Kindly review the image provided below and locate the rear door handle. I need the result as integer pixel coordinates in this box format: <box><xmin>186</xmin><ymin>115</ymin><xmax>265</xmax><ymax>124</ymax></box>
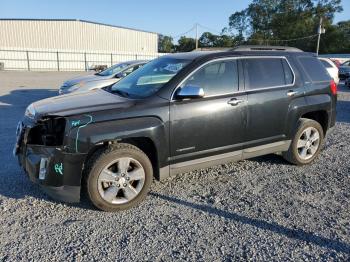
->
<box><xmin>287</xmin><ymin>90</ymin><xmax>298</xmax><ymax>97</ymax></box>
<box><xmin>228</xmin><ymin>98</ymin><xmax>244</xmax><ymax>106</ymax></box>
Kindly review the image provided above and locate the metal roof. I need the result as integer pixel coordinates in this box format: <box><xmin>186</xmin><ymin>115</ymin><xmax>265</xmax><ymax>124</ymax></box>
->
<box><xmin>0</xmin><ymin>18</ymin><xmax>158</xmax><ymax>35</ymax></box>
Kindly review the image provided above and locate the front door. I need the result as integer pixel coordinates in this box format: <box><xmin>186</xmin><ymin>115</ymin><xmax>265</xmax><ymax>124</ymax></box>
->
<box><xmin>170</xmin><ymin>59</ymin><xmax>247</xmax><ymax>164</ymax></box>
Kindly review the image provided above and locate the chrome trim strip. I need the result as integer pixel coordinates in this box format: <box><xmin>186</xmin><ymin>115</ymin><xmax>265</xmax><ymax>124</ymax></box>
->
<box><xmin>244</xmin><ymin>141</ymin><xmax>288</xmax><ymax>153</ymax></box>
<box><xmin>162</xmin><ymin>140</ymin><xmax>292</xmax><ymax>179</ymax></box>
<box><xmin>171</xmin><ymin>150</ymin><xmax>242</xmax><ymax>169</ymax></box>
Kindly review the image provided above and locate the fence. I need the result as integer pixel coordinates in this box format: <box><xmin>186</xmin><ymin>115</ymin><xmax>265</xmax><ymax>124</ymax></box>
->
<box><xmin>0</xmin><ymin>49</ymin><xmax>167</xmax><ymax>71</ymax></box>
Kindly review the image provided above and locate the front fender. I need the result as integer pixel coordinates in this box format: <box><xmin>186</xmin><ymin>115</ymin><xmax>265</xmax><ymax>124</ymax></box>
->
<box><xmin>66</xmin><ymin>116</ymin><xmax>168</xmax><ymax>166</ymax></box>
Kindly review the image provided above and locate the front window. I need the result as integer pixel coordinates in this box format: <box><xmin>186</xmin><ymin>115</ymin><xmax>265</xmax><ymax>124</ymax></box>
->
<box><xmin>181</xmin><ymin>60</ymin><xmax>239</xmax><ymax>96</ymax></box>
<box><xmin>110</xmin><ymin>57</ymin><xmax>191</xmax><ymax>98</ymax></box>
<box><xmin>96</xmin><ymin>63</ymin><xmax>130</xmax><ymax>76</ymax></box>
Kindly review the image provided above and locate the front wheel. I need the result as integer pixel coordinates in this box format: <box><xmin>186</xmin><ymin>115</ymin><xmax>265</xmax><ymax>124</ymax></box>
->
<box><xmin>283</xmin><ymin>118</ymin><xmax>324</xmax><ymax>165</ymax></box>
<box><xmin>85</xmin><ymin>143</ymin><xmax>153</xmax><ymax>212</ymax></box>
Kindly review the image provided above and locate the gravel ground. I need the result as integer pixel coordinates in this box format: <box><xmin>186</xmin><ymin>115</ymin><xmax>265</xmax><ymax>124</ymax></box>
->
<box><xmin>0</xmin><ymin>71</ymin><xmax>349</xmax><ymax>261</ymax></box>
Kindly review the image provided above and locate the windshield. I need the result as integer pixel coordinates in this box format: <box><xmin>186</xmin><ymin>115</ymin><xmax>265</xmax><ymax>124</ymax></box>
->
<box><xmin>341</xmin><ymin>60</ymin><xmax>350</xmax><ymax>67</ymax></box>
<box><xmin>110</xmin><ymin>57</ymin><xmax>191</xmax><ymax>98</ymax></box>
<box><xmin>97</xmin><ymin>63</ymin><xmax>130</xmax><ymax>76</ymax></box>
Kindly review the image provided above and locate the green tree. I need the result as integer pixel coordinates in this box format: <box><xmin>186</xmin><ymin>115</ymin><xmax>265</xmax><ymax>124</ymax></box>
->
<box><xmin>226</xmin><ymin>0</ymin><xmax>344</xmax><ymax>53</ymax></box>
<box><xmin>199</xmin><ymin>32</ymin><xmax>218</xmax><ymax>47</ymax></box>
<box><xmin>175</xmin><ymin>36</ymin><xmax>196</xmax><ymax>52</ymax></box>
<box><xmin>158</xmin><ymin>35</ymin><xmax>174</xmax><ymax>53</ymax></box>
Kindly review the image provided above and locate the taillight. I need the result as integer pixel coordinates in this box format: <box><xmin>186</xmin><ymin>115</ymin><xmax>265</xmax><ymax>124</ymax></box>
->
<box><xmin>330</xmin><ymin>79</ymin><xmax>337</xmax><ymax>95</ymax></box>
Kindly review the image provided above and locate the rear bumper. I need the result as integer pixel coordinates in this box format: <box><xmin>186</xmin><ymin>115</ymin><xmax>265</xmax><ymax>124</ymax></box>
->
<box><xmin>17</xmin><ymin>143</ymin><xmax>86</xmax><ymax>203</ymax></box>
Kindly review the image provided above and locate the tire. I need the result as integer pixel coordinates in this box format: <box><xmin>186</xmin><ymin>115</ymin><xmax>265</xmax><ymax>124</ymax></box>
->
<box><xmin>85</xmin><ymin>143</ymin><xmax>153</xmax><ymax>212</ymax></box>
<box><xmin>283</xmin><ymin>118</ymin><xmax>324</xmax><ymax>165</ymax></box>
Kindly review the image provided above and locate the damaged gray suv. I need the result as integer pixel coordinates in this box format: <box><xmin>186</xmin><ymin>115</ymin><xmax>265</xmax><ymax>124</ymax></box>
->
<box><xmin>14</xmin><ymin>46</ymin><xmax>337</xmax><ymax>211</ymax></box>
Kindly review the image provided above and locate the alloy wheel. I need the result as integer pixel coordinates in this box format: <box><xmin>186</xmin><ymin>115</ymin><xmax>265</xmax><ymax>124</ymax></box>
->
<box><xmin>97</xmin><ymin>157</ymin><xmax>145</xmax><ymax>204</ymax></box>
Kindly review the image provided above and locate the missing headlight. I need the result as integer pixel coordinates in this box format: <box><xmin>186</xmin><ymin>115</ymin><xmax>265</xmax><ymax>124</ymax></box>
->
<box><xmin>27</xmin><ymin>117</ymin><xmax>66</xmax><ymax>146</ymax></box>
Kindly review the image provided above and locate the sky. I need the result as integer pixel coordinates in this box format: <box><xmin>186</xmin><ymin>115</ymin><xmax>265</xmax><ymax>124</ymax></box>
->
<box><xmin>0</xmin><ymin>0</ymin><xmax>349</xmax><ymax>40</ymax></box>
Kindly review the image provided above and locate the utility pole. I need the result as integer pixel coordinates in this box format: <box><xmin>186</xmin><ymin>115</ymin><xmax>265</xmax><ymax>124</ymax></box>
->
<box><xmin>316</xmin><ymin>17</ymin><xmax>325</xmax><ymax>55</ymax></box>
<box><xmin>195</xmin><ymin>23</ymin><xmax>199</xmax><ymax>50</ymax></box>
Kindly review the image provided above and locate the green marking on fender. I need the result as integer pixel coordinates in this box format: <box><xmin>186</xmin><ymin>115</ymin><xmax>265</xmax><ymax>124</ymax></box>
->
<box><xmin>75</xmin><ymin>114</ymin><xmax>93</xmax><ymax>153</ymax></box>
<box><xmin>71</xmin><ymin>120</ymin><xmax>81</xmax><ymax>127</ymax></box>
<box><xmin>54</xmin><ymin>163</ymin><xmax>63</xmax><ymax>175</ymax></box>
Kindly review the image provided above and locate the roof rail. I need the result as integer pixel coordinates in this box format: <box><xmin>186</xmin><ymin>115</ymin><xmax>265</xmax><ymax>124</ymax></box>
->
<box><xmin>232</xmin><ymin>45</ymin><xmax>303</xmax><ymax>52</ymax></box>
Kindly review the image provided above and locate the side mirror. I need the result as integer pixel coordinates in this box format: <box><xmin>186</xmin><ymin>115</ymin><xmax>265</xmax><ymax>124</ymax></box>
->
<box><xmin>115</xmin><ymin>72</ymin><xmax>127</xmax><ymax>78</ymax></box>
<box><xmin>175</xmin><ymin>85</ymin><xmax>204</xmax><ymax>99</ymax></box>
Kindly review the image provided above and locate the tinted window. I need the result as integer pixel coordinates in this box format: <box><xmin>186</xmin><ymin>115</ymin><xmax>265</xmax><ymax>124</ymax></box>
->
<box><xmin>320</xmin><ymin>59</ymin><xmax>333</xmax><ymax>68</ymax></box>
<box><xmin>182</xmin><ymin>60</ymin><xmax>238</xmax><ymax>96</ymax></box>
<box><xmin>282</xmin><ymin>59</ymin><xmax>294</xmax><ymax>85</ymax></box>
<box><xmin>243</xmin><ymin>58</ymin><xmax>289</xmax><ymax>89</ymax></box>
<box><xmin>299</xmin><ymin>57</ymin><xmax>330</xmax><ymax>81</ymax></box>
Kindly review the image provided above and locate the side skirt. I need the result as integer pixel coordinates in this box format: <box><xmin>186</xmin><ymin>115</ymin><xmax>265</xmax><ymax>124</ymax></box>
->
<box><xmin>159</xmin><ymin>140</ymin><xmax>291</xmax><ymax>180</ymax></box>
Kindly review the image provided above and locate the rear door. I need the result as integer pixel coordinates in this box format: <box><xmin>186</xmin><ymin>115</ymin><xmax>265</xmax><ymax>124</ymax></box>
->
<box><xmin>241</xmin><ymin>57</ymin><xmax>301</xmax><ymax>148</ymax></box>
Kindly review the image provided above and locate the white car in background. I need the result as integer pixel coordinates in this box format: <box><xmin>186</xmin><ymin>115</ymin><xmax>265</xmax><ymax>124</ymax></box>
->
<box><xmin>59</xmin><ymin>60</ymin><xmax>148</xmax><ymax>95</ymax></box>
<box><xmin>318</xmin><ymin>57</ymin><xmax>339</xmax><ymax>85</ymax></box>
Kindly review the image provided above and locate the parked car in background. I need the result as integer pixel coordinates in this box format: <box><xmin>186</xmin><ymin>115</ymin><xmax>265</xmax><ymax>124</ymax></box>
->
<box><xmin>339</xmin><ymin>60</ymin><xmax>350</xmax><ymax>80</ymax></box>
<box><xmin>59</xmin><ymin>60</ymin><xmax>147</xmax><ymax>95</ymax></box>
<box><xmin>15</xmin><ymin>46</ymin><xmax>337</xmax><ymax>211</ymax></box>
<box><xmin>345</xmin><ymin>77</ymin><xmax>350</xmax><ymax>88</ymax></box>
<box><xmin>318</xmin><ymin>57</ymin><xmax>339</xmax><ymax>85</ymax></box>
<box><xmin>89</xmin><ymin>64</ymin><xmax>108</xmax><ymax>72</ymax></box>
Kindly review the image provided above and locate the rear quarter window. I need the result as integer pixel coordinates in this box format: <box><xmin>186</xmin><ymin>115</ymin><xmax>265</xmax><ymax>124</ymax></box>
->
<box><xmin>298</xmin><ymin>57</ymin><xmax>330</xmax><ymax>82</ymax></box>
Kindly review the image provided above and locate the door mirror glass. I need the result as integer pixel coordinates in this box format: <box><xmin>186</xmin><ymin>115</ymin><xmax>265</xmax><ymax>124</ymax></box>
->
<box><xmin>175</xmin><ymin>85</ymin><xmax>204</xmax><ymax>99</ymax></box>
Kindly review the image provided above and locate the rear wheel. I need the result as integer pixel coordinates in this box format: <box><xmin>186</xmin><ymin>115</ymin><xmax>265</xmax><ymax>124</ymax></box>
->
<box><xmin>283</xmin><ymin>118</ymin><xmax>324</xmax><ymax>165</ymax></box>
<box><xmin>85</xmin><ymin>143</ymin><xmax>153</xmax><ymax>212</ymax></box>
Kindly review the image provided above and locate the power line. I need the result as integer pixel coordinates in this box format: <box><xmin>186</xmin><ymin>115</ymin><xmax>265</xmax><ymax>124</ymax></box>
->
<box><xmin>171</xmin><ymin>25</ymin><xmax>196</xmax><ymax>39</ymax></box>
<box><xmin>170</xmin><ymin>23</ymin><xmax>319</xmax><ymax>46</ymax></box>
<box><xmin>197</xmin><ymin>23</ymin><xmax>222</xmax><ymax>35</ymax></box>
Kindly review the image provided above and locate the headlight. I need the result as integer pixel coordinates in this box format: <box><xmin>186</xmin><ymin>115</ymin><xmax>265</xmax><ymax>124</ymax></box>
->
<box><xmin>25</xmin><ymin>103</ymin><xmax>36</xmax><ymax>119</ymax></box>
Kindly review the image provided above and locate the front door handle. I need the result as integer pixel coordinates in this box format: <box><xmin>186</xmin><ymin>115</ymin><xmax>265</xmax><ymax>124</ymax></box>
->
<box><xmin>228</xmin><ymin>98</ymin><xmax>244</xmax><ymax>106</ymax></box>
<box><xmin>287</xmin><ymin>90</ymin><xmax>298</xmax><ymax>97</ymax></box>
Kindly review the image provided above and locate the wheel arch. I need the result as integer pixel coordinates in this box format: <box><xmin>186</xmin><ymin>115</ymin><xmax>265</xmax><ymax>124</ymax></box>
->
<box><xmin>82</xmin><ymin>135</ymin><xmax>162</xmax><ymax>184</ymax></box>
<box><xmin>301</xmin><ymin>110</ymin><xmax>329</xmax><ymax>135</ymax></box>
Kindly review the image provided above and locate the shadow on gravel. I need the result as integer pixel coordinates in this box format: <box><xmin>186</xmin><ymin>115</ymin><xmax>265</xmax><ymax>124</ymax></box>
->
<box><xmin>0</xmin><ymin>88</ymin><xmax>57</xmax><ymax>109</ymax></box>
<box><xmin>247</xmin><ymin>154</ymin><xmax>287</xmax><ymax>165</ymax></box>
<box><xmin>151</xmin><ymin>192</ymin><xmax>350</xmax><ymax>254</ymax></box>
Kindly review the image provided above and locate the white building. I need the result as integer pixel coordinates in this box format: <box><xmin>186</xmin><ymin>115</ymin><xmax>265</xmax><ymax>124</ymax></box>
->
<box><xmin>0</xmin><ymin>19</ymin><xmax>160</xmax><ymax>71</ymax></box>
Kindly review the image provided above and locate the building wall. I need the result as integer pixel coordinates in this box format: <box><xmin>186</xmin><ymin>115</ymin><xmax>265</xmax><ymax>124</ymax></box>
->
<box><xmin>0</xmin><ymin>19</ymin><xmax>158</xmax><ymax>53</ymax></box>
<box><xmin>0</xmin><ymin>19</ymin><xmax>163</xmax><ymax>71</ymax></box>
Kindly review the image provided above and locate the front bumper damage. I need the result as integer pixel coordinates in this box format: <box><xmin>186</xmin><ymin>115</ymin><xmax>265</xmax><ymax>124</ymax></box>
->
<box><xmin>15</xmin><ymin>120</ymin><xmax>87</xmax><ymax>203</ymax></box>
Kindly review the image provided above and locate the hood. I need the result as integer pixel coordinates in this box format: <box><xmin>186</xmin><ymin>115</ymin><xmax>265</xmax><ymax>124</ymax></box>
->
<box><xmin>63</xmin><ymin>74</ymin><xmax>112</xmax><ymax>87</ymax></box>
<box><xmin>32</xmin><ymin>89</ymin><xmax>132</xmax><ymax>118</ymax></box>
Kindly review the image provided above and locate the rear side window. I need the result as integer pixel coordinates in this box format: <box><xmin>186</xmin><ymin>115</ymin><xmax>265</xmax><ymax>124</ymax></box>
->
<box><xmin>299</xmin><ymin>57</ymin><xmax>330</xmax><ymax>81</ymax></box>
<box><xmin>243</xmin><ymin>58</ymin><xmax>293</xmax><ymax>90</ymax></box>
<box><xmin>182</xmin><ymin>60</ymin><xmax>238</xmax><ymax>96</ymax></box>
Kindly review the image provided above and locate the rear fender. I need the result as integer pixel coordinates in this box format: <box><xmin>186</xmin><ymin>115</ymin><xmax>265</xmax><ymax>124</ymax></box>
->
<box><xmin>286</xmin><ymin>94</ymin><xmax>332</xmax><ymax>137</ymax></box>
